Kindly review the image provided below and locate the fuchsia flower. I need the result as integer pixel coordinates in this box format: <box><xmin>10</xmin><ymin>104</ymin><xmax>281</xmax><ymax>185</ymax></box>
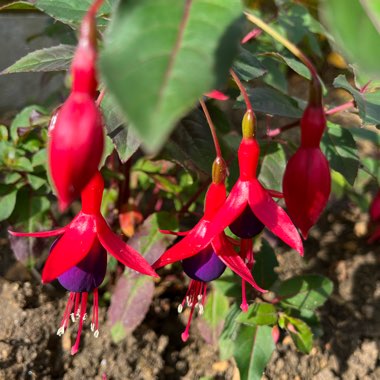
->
<box><xmin>154</xmin><ymin>111</ymin><xmax>304</xmax><ymax>263</ymax></box>
<box><xmin>283</xmin><ymin>80</ymin><xmax>331</xmax><ymax>238</ymax></box>
<box><xmin>154</xmin><ymin>157</ymin><xmax>265</xmax><ymax>340</ymax></box>
<box><xmin>48</xmin><ymin>2</ymin><xmax>104</xmax><ymax>210</ymax></box>
<box><xmin>9</xmin><ymin>172</ymin><xmax>157</xmax><ymax>354</ymax></box>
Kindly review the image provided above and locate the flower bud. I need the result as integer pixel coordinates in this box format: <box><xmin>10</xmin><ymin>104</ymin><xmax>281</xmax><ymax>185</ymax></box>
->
<box><xmin>300</xmin><ymin>105</ymin><xmax>326</xmax><ymax>148</ymax></box>
<box><xmin>283</xmin><ymin>147</ymin><xmax>331</xmax><ymax>239</ymax></box>
<box><xmin>48</xmin><ymin>93</ymin><xmax>104</xmax><ymax>210</ymax></box>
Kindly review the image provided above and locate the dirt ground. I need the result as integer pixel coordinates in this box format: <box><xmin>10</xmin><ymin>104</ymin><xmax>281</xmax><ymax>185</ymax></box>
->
<box><xmin>0</xmin><ymin>199</ymin><xmax>379</xmax><ymax>380</ymax></box>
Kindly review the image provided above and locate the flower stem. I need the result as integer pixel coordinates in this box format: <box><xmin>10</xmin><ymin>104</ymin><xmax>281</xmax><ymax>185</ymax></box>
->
<box><xmin>88</xmin><ymin>0</ymin><xmax>105</xmax><ymax>16</ymax></box>
<box><xmin>96</xmin><ymin>88</ymin><xmax>106</xmax><ymax>107</ymax></box>
<box><xmin>230</xmin><ymin>69</ymin><xmax>253</xmax><ymax>113</ymax></box>
<box><xmin>199</xmin><ymin>99</ymin><xmax>222</xmax><ymax>158</ymax></box>
<box><xmin>244</xmin><ymin>12</ymin><xmax>319</xmax><ymax>80</ymax></box>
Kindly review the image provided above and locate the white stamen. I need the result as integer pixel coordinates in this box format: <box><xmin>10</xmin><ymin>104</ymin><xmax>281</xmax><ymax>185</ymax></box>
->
<box><xmin>94</xmin><ymin>330</ymin><xmax>99</xmax><ymax>338</ymax></box>
<box><xmin>57</xmin><ymin>326</ymin><xmax>65</xmax><ymax>336</ymax></box>
<box><xmin>198</xmin><ymin>304</ymin><xmax>204</xmax><ymax>315</ymax></box>
<box><xmin>83</xmin><ymin>313</ymin><xmax>87</xmax><ymax>321</ymax></box>
<box><xmin>90</xmin><ymin>323</ymin><xmax>95</xmax><ymax>332</ymax></box>
<box><xmin>187</xmin><ymin>301</ymin><xmax>193</xmax><ymax>307</ymax></box>
<box><xmin>70</xmin><ymin>313</ymin><xmax>76</xmax><ymax>322</ymax></box>
<box><xmin>197</xmin><ymin>294</ymin><xmax>203</xmax><ymax>301</ymax></box>
<box><xmin>177</xmin><ymin>304</ymin><xmax>183</xmax><ymax>313</ymax></box>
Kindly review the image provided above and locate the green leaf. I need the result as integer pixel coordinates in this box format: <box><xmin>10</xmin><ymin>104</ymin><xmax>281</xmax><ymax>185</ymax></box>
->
<box><xmin>246</xmin><ymin>87</ymin><xmax>303</xmax><ymax>118</ymax></box>
<box><xmin>198</xmin><ymin>287</ymin><xmax>229</xmax><ymax>345</ymax></box>
<box><xmin>321</xmin><ymin>122</ymin><xmax>360</xmax><ymax>186</ymax></box>
<box><xmin>219</xmin><ymin>303</ymin><xmax>241</xmax><ymax>360</ymax></box>
<box><xmin>27</xmin><ymin>174</ymin><xmax>46</xmax><ymax>190</ymax></box>
<box><xmin>0</xmin><ymin>1</ymin><xmax>36</xmax><ymax>11</ymax></box>
<box><xmin>236</xmin><ymin>303</ymin><xmax>277</xmax><ymax>327</ymax></box>
<box><xmin>35</xmin><ymin>0</ymin><xmax>115</xmax><ymax>29</ymax></box>
<box><xmin>101</xmin><ymin>93</ymin><xmax>141</xmax><ymax>163</ymax></box>
<box><xmin>234</xmin><ymin>325</ymin><xmax>275</xmax><ymax>380</ymax></box>
<box><xmin>276</xmin><ymin>274</ymin><xmax>333</xmax><ymax>311</ymax></box>
<box><xmin>258</xmin><ymin>143</ymin><xmax>286</xmax><ymax>192</ymax></box>
<box><xmin>0</xmin><ymin>188</ymin><xmax>17</xmax><ymax>221</ymax></box>
<box><xmin>232</xmin><ymin>47</ymin><xmax>267</xmax><ymax>81</ymax></box>
<box><xmin>100</xmin><ymin>0</ymin><xmax>243</xmax><ymax>152</ymax></box>
<box><xmin>162</xmin><ymin>108</ymin><xmax>221</xmax><ymax>175</ymax></box>
<box><xmin>2</xmin><ymin>45</ymin><xmax>75</xmax><ymax>75</ymax></box>
<box><xmin>203</xmin><ymin>287</ymin><xmax>229</xmax><ymax>327</ymax></box>
<box><xmin>280</xmin><ymin>314</ymin><xmax>313</xmax><ymax>354</ymax></box>
<box><xmin>10</xmin><ymin>105</ymin><xmax>47</xmax><ymax>142</ymax></box>
<box><xmin>333</xmin><ymin>75</ymin><xmax>380</xmax><ymax>126</ymax></box>
<box><xmin>251</xmin><ymin>240</ymin><xmax>279</xmax><ymax>290</ymax></box>
<box><xmin>321</xmin><ymin>0</ymin><xmax>380</xmax><ymax>78</ymax></box>
<box><xmin>262</xmin><ymin>52</ymin><xmax>310</xmax><ymax>80</ymax></box>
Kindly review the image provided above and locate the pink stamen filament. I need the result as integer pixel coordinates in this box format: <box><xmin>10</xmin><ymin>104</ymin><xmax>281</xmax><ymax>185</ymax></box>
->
<box><xmin>58</xmin><ymin>293</ymin><xmax>75</xmax><ymax>335</ymax></box>
<box><xmin>179</xmin><ymin>280</ymin><xmax>207</xmax><ymax>342</ymax></box>
<box><xmin>71</xmin><ymin>292</ymin><xmax>88</xmax><ymax>355</ymax></box>
<box><xmin>240</xmin><ymin>239</ymin><xmax>254</xmax><ymax>312</ymax></box>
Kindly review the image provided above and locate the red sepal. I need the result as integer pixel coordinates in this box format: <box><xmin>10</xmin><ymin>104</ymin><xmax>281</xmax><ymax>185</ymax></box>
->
<box><xmin>159</xmin><ymin>229</ymin><xmax>189</xmax><ymax>236</ymax></box>
<box><xmin>153</xmin><ymin>219</ymin><xmax>213</xmax><ymax>268</ymax></box>
<box><xmin>204</xmin><ymin>90</ymin><xmax>229</xmax><ymax>101</ymax></box>
<box><xmin>8</xmin><ymin>227</ymin><xmax>66</xmax><ymax>238</ymax></box>
<box><xmin>248</xmin><ymin>179</ymin><xmax>304</xmax><ymax>256</ymax></box>
<box><xmin>42</xmin><ymin>213</ymin><xmax>97</xmax><ymax>283</ymax></box>
<box><xmin>96</xmin><ymin>216</ymin><xmax>158</xmax><ymax>277</ymax></box>
<box><xmin>212</xmin><ymin>233</ymin><xmax>266</xmax><ymax>293</ymax></box>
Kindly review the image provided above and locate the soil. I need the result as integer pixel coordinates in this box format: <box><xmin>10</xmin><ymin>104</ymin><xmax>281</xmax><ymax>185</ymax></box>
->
<box><xmin>0</xmin><ymin>200</ymin><xmax>379</xmax><ymax>380</ymax></box>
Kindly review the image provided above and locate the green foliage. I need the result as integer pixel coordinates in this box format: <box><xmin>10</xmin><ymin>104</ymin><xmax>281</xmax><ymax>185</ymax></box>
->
<box><xmin>100</xmin><ymin>0</ymin><xmax>243</xmax><ymax>151</ymax></box>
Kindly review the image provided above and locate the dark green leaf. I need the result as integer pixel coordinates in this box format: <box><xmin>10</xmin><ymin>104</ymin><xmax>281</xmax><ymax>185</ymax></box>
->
<box><xmin>321</xmin><ymin>0</ymin><xmax>380</xmax><ymax>78</ymax></box>
<box><xmin>258</xmin><ymin>143</ymin><xmax>286</xmax><ymax>192</ymax></box>
<box><xmin>100</xmin><ymin>0</ymin><xmax>243</xmax><ymax>152</ymax></box>
<box><xmin>233</xmin><ymin>47</ymin><xmax>267</xmax><ymax>81</ymax></box>
<box><xmin>251</xmin><ymin>240</ymin><xmax>279</xmax><ymax>290</ymax></box>
<box><xmin>246</xmin><ymin>87</ymin><xmax>303</xmax><ymax>118</ymax></box>
<box><xmin>236</xmin><ymin>302</ymin><xmax>277</xmax><ymax>326</ymax></box>
<box><xmin>262</xmin><ymin>52</ymin><xmax>310</xmax><ymax>80</ymax></box>
<box><xmin>2</xmin><ymin>45</ymin><xmax>75</xmax><ymax>74</ymax></box>
<box><xmin>234</xmin><ymin>325</ymin><xmax>275</xmax><ymax>380</ymax></box>
<box><xmin>35</xmin><ymin>0</ymin><xmax>115</xmax><ymax>29</ymax></box>
<box><xmin>321</xmin><ymin>122</ymin><xmax>360</xmax><ymax>186</ymax></box>
<box><xmin>163</xmin><ymin>108</ymin><xmax>221</xmax><ymax>175</ymax></box>
<box><xmin>101</xmin><ymin>93</ymin><xmax>141</xmax><ymax>163</ymax></box>
<box><xmin>276</xmin><ymin>274</ymin><xmax>333</xmax><ymax>311</ymax></box>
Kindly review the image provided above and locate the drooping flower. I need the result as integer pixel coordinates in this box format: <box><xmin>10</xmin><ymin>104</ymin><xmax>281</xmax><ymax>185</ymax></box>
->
<box><xmin>154</xmin><ymin>157</ymin><xmax>263</xmax><ymax>289</ymax></box>
<box><xmin>154</xmin><ymin>157</ymin><xmax>265</xmax><ymax>339</ymax></box>
<box><xmin>9</xmin><ymin>171</ymin><xmax>157</xmax><ymax>354</ymax></box>
<box><xmin>48</xmin><ymin>0</ymin><xmax>105</xmax><ymax>210</ymax></box>
<box><xmin>283</xmin><ymin>79</ymin><xmax>331</xmax><ymax>238</ymax></box>
<box><xmin>154</xmin><ymin>111</ymin><xmax>304</xmax><ymax>264</ymax></box>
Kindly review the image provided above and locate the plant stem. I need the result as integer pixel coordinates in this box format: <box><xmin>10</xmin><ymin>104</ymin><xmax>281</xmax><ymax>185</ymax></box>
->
<box><xmin>244</xmin><ymin>12</ymin><xmax>319</xmax><ymax>80</ymax></box>
<box><xmin>96</xmin><ymin>88</ymin><xmax>106</xmax><ymax>106</ymax></box>
<box><xmin>199</xmin><ymin>99</ymin><xmax>222</xmax><ymax>158</ymax></box>
<box><xmin>325</xmin><ymin>100</ymin><xmax>354</xmax><ymax>115</ymax></box>
<box><xmin>88</xmin><ymin>0</ymin><xmax>104</xmax><ymax>16</ymax></box>
<box><xmin>230</xmin><ymin>69</ymin><xmax>253</xmax><ymax>113</ymax></box>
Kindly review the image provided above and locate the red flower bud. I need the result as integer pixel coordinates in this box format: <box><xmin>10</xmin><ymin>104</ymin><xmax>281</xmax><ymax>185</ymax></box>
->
<box><xmin>283</xmin><ymin>147</ymin><xmax>331</xmax><ymax>239</ymax></box>
<box><xmin>300</xmin><ymin>105</ymin><xmax>326</xmax><ymax>148</ymax></box>
<box><xmin>48</xmin><ymin>2</ymin><xmax>104</xmax><ymax>210</ymax></box>
<box><xmin>48</xmin><ymin>93</ymin><xmax>104</xmax><ymax>210</ymax></box>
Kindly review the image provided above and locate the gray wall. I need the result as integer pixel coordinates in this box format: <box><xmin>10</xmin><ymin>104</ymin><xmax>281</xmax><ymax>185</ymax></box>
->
<box><xmin>0</xmin><ymin>13</ymin><xmax>65</xmax><ymax>111</ymax></box>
